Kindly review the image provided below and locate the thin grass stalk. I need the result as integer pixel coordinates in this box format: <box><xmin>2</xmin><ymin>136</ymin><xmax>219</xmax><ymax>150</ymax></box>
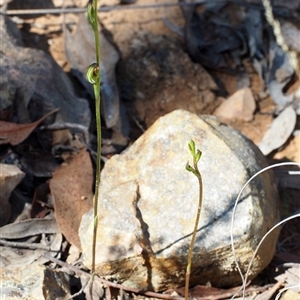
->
<box><xmin>230</xmin><ymin>162</ymin><xmax>300</xmax><ymax>300</ymax></box>
<box><xmin>244</xmin><ymin>213</ymin><xmax>300</xmax><ymax>297</ymax></box>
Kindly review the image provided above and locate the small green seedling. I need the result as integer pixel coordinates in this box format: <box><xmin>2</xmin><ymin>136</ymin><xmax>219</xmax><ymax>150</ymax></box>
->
<box><xmin>185</xmin><ymin>139</ymin><xmax>203</xmax><ymax>300</ymax></box>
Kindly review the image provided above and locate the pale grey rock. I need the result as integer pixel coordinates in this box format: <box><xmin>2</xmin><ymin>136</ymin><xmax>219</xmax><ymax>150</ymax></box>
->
<box><xmin>0</xmin><ymin>164</ymin><xmax>25</xmax><ymax>226</ymax></box>
<box><xmin>0</xmin><ymin>264</ymin><xmax>72</xmax><ymax>300</ymax></box>
<box><xmin>80</xmin><ymin>109</ymin><xmax>280</xmax><ymax>291</ymax></box>
<box><xmin>213</xmin><ymin>87</ymin><xmax>256</xmax><ymax>122</ymax></box>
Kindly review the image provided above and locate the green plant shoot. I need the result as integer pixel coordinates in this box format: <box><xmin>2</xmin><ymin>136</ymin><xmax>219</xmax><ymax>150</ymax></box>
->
<box><xmin>86</xmin><ymin>0</ymin><xmax>101</xmax><ymax>275</ymax></box>
<box><xmin>185</xmin><ymin>139</ymin><xmax>203</xmax><ymax>300</ymax></box>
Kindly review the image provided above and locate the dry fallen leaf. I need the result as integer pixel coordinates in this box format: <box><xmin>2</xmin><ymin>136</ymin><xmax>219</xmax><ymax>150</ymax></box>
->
<box><xmin>0</xmin><ymin>108</ymin><xmax>59</xmax><ymax>146</ymax></box>
<box><xmin>31</xmin><ymin>182</ymin><xmax>53</xmax><ymax>219</ymax></box>
<box><xmin>279</xmin><ymin>289</ymin><xmax>300</xmax><ymax>300</ymax></box>
<box><xmin>275</xmin><ymin>262</ymin><xmax>300</xmax><ymax>291</ymax></box>
<box><xmin>0</xmin><ymin>218</ymin><xmax>60</xmax><ymax>239</ymax></box>
<box><xmin>0</xmin><ymin>232</ymin><xmax>62</xmax><ymax>268</ymax></box>
<box><xmin>49</xmin><ymin>149</ymin><xmax>93</xmax><ymax>250</ymax></box>
<box><xmin>175</xmin><ymin>282</ymin><xmax>279</xmax><ymax>300</ymax></box>
<box><xmin>258</xmin><ymin>106</ymin><xmax>296</xmax><ymax>155</ymax></box>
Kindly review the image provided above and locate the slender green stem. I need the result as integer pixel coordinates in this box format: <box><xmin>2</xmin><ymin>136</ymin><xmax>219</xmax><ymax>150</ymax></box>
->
<box><xmin>86</xmin><ymin>0</ymin><xmax>101</xmax><ymax>274</ymax></box>
<box><xmin>185</xmin><ymin>140</ymin><xmax>203</xmax><ymax>300</ymax></box>
<box><xmin>92</xmin><ymin>13</ymin><xmax>101</xmax><ymax>275</ymax></box>
<box><xmin>185</xmin><ymin>160</ymin><xmax>203</xmax><ymax>300</ymax></box>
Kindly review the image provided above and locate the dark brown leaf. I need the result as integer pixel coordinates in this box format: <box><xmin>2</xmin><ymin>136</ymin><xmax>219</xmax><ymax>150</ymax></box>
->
<box><xmin>0</xmin><ymin>109</ymin><xmax>59</xmax><ymax>146</ymax></box>
<box><xmin>31</xmin><ymin>182</ymin><xmax>53</xmax><ymax>219</ymax></box>
<box><xmin>49</xmin><ymin>149</ymin><xmax>93</xmax><ymax>250</ymax></box>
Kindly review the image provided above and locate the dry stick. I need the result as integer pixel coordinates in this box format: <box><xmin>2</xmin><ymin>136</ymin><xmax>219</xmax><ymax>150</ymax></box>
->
<box><xmin>4</xmin><ymin>1</ymin><xmax>206</xmax><ymax>15</ymax></box>
<box><xmin>67</xmin><ymin>279</ymin><xmax>90</xmax><ymax>300</ymax></box>
<box><xmin>4</xmin><ymin>0</ymin><xmax>297</xmax><ymax>15</ymax></box>
<box><xmin>43</xmin><ymin>254</ymin><xmax>184</xmax><ymax>300</ymax></box>
<box><xmin>107</xmin><ymin>286</ymin><xmax>112</xmax><ymax>300</ymax></box>
<box><xmin>254</xmin><ymin>281</ymin><xmax>283</xmax><ymax>300</ymax></box>
<box><xmin>44</xmin><ymin>253</ymin><xmax>281</xmax><ymax>300</ymax></box>
<box><xmin>0</xmin><ymin>239</ymin><xmax>58</xmax><ymax>251</ymax></box>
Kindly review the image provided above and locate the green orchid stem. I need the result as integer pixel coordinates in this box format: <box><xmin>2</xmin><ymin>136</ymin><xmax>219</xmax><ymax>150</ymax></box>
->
<box><xmin>185</xmin><ymin>140</ymin><xmax>203</xmax><ymax>300</ymax></box>
<box><xmin>86</xmin><ymin>0</ymin><xmax>101</xmax><ymax>275</ymax></box>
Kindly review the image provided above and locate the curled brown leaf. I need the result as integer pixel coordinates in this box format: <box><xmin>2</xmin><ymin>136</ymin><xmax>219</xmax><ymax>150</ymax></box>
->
<box><xmin>0</xmin><ymin>108</ymin><xmax>59</xmax><ymax>146</ymax></box>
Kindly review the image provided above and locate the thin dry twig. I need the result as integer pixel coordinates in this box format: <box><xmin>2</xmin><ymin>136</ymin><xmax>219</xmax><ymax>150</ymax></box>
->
<box><xmin>43</xmin><ymin>253</ymin><xmax>184</xmax><ymax>300</ymax></box>
<box><xmin>5</xmin><ymin>1</ymin><xmax>206</xmax><ymax>15</ymax></box>
<box><xmin>67</xmin><ymin>277</ymin><xmax>90</xmax><ymax>300</ymax></box>
<box><xmin>254</xmin><ymin>281</ymin><xmax>283</xmax><ymax>300</ymax></box>
<box><xmin>44</xmin><ymin>254</ymin><xmax>280</xmax><ymax>300</ymax></box>
<box><xmin>4</xmin><ymin>0</ymin><xmax>298</xmax><ymax>16</ymax></box>
<box><xmin>0</xmin><ymin>239</ymin><xmax>58</xmax><ymax>251</ymax></box>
